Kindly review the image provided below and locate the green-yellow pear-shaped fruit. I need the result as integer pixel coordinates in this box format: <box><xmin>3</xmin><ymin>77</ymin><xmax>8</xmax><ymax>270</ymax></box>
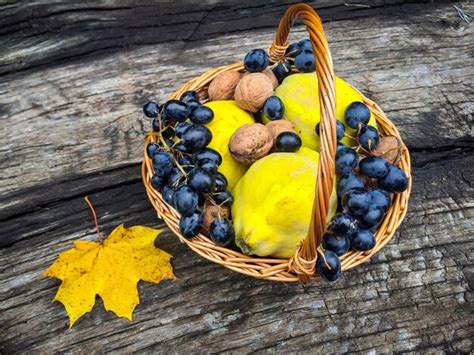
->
<box><xmin>204</xmin><ymin>101</ymin><xmax>255</xmax><ymax>189</ymax></box>
<box><xmin>232</xmin><ymin>148</ymin><xmax>337</xmax><ymax>259</ymax></box>
<box><xmin>267</xmin><ymin>73</ymin><xmax>377</xmax><ymax>151</ymax></box>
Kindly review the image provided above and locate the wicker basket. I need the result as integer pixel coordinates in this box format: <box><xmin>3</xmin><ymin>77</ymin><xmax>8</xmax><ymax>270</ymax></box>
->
<box><xmin>142</xmin><ymin>3</ymin><xmax>411</xmax><ymax>283</ymax></box>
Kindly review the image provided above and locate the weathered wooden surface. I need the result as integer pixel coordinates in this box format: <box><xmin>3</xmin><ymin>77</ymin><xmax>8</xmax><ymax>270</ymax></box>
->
<box><xmin>1</xmin><ymin>1</ymin><xmax>473</xmax><ymax>353</ymax></box>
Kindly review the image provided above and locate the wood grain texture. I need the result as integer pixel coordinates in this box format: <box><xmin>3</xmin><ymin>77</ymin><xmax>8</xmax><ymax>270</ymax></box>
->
<box><xmin>1</xmin><ymin>1</ymin><xmax>473</xmax><ymax>353</ymax></box>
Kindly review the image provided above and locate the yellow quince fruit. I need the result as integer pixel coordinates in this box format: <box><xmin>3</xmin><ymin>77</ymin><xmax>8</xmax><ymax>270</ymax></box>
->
<box><xmin>266</xmin><ymin>73</ymin><xmax>377</xmax><ymax>151</ymax></box>
<box><xmin>204</xmin><ymin>101</ymin><xmax>254</xmax><ymax>189</ymax></box>
<box><xmin>232</xmin><ymin>148</ymin><xmax>337</xmax><ymax>259</ymax></box>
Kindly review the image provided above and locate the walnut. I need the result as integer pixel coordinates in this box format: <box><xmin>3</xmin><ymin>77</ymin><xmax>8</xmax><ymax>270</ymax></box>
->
<box><xmin>228</xmin><ymin>123</ymin><xmax>274</xmax><ymax>165</ymax></box>
<box><xmin>372</xmin><ymin>135</ymin><xmax>402</xmax><ymax>164</ymax></box>
<box><xmin>203</xmin><ymin>202</ymin><xmax>230</xmax><ymax>234</ymax></box>
<box><xmin>207</xmin><ymin>71</ymin><xmax>242</xmax><ymax>101</ymax></box>
<box><xmin>234</xmin><ymin>73</ymin><xmax>273</xmax><ymax>112</ymax></box>
<box><xmin>262</xmin><ymin>68</ymin><xmax>278</xmax><ymax>89</ymax></box>
<box><xmin>266</xmin><ymin>119</ymin><xmax>295</xmax><ymax>140</ymax></box>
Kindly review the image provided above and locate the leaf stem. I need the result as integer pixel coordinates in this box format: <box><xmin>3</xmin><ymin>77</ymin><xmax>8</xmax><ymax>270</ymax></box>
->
<box><xmin>84</xmin><ymin>196</ymin><xmax>104</xmax><ymax>243</ymax></box>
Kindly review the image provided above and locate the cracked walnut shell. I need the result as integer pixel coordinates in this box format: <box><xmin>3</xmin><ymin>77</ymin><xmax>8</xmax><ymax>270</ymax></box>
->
<box><xmin>207</xmin><ymin>71</ymin><xmax>242</xmax><ymax>101</ymax></box>
<box><xmin>228</xmin><ymin>123</ymin><xmax>274</xmax><ymax>165</ymax></box>
<box><xmin>234</xmin><ymin>73</ymin><xmax>273</xmax><ymax>112</ymax></box>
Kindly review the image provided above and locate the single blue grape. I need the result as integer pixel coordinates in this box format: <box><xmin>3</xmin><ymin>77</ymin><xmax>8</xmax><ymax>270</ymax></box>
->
<box><xmin>329</xmin><ymin>213</ymin><xmax>357</xmax><ymax>237</ymax></box>
<box><xmin>263</xmin><ymin>96</ymin><xmax>284</xmax><ymax>121</ymax></box>
<box><xmin>358</xmin><ymin>125</ymin><xmax>380</xmax><ymax>150</ymax></box>
<box><xmin>173</xmin><ymin>185</ymin><xmax>199</xmax><ymax>216</ymax></box>
<box><xmin>316</xmin><ymin>250</ymin><xmax>341</xmax><ymax>282</ymax></box>
<box><xmin>322</xmin><ymin>232</ymin><xmax>350</xmax><ymax>256</ymax></box>
<box><xmin>350</xmin><ymin>228</ymin><xmax>376</xmax><ymax>251</ymax></box>
<box><xmin>359</xmin><ymin>156</ymin><xmax>389</xmax><ymax>179</ymax></box>
<box><xmin>275</xmin><ymin>132</ymin><xmax>302</xmax><ymax>152</ymax></box>
<box><xmin>179</xmin><ymin>211</ymin><xmax>203</xmax><ymax>239</ymax></box>
<box><xmin>190</xmin><ymin>106</ymin><xmax>214</xmax><ymax>124</ymax></box>
<box><xmin>243</xmin><ymin>49</ymin><xmax>269</xmax><ymax>72</ymax></box>
<box><xmin>143</xmin><ymin>101</ymin><xmax>160</xmax><ymax>118</ymax></box>
<box><xmin>210</xmin><ymin>218</ymin><xmax>235</xmax><ymax>247</ymax></box>
<box><xmin>342</xmin><ymin>188</ymin><xmax>372</xmax><ymax>217</ymax></box>
<box><xmin>378</xmin><ymin>165</ymin><xmax>408</xmax><ymax>193</ymax></box>
<box><xmin>272</xmin><ymin>62</ymin><xmax>292</xmax><ymax>83</ymax></box>
<box><xmin>336</xmin><ymin>146</ymin><xmax>359</xmax><ymax>173</ymax></box>
<box><xmin>180</xmin><ymin>91</ymin><xmax>199</xmax><ymax>103</ymax></box>
<box><xmin>295</xmin><ymin>49</ymin><xmax>315</xmax><ymax>73</ymax></box>
<box><xmin>370</xmin><ymin>189</ymin><xmax>391</xmax><ymax>212</ymax></box>
<box><xmin>344</xmin><ymin>102</ymin><xmax>370</xmax><ymax>129</ymax></box>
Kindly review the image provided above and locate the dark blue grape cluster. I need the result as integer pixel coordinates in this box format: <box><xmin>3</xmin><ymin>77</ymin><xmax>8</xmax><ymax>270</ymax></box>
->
<box><xmin>242</xmin><ymin>39</ymin><xmax>314</xmax><ymax>88</ymax></box>
<box><xmin>285</xmin><ymin>38</ymin><xmax>316</xmax><ymax>73</ymax></box>
<box><xmin>317</xmin><ymin>101</ymin><xmax>408</xmax><ymax>282</ymax></box>
<box><xmin>143</xmin><ymin>92</ymin><xmax>235</xmax><ymax>246</ymax></box>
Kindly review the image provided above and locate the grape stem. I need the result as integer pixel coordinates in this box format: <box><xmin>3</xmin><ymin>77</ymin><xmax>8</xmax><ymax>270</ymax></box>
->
<box><xmin>156</xmin><ymin>126</ymin><xmax>189</xmax><ymax>180</ymax></box>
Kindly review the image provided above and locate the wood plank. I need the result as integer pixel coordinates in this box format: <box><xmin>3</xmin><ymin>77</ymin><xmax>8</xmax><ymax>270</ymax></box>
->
<box><xmin>1</xmin><ymin>153</ymin><xmax>472</xmax><ymax>352</ymax></box>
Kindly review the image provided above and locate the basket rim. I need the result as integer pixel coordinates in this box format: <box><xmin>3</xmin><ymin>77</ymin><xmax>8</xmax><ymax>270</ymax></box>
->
<box><xmin>141</xmin><ymin>62</ymin><xmax>412</xmax><ymax>283</ymax></box>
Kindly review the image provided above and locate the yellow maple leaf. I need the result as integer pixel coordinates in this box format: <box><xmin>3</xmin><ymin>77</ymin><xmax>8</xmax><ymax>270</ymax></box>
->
<box><xmin>43</xmin><ymin>224</ymin><xmax>174</xmax><ymax>327</ymax></box>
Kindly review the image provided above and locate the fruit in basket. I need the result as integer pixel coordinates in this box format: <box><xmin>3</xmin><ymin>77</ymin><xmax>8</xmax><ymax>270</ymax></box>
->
<box><xmin>243</xmin><ymin>49</ymin><xmax>269</xmax><ymax>72</ymax></box>
<box><xmin>203</xmin><ymin>202</ymin><xmax>230</xmax><ymax>234</ymax></box>
<box><xmin>328</xmin><ymin>213</ymin><xmax>357</xmax><ymax>236</ymax></box>
<box><xmin>213</xmin><ymin>190</ymin><xmax>234</xmax><ymax>205</ymax></box>
<box><xmin>262</xmin><ymin>96</ymin><xmax>284</xmax><ymax>121</ymax></box>
<box><xmin>188</xmin><ymin>168</ymin><xmax>215</xmax><ymax>193</ymax></box>
<box><xmin>179</xmin><ymin>211</ymin><xmax>204</xmax><ymax>239</ymax></box>
<box><xmin>228</xmin><ymin>123</ymin><xmax>273</xmax><ymax>165</ymax></box>
<box><xmin>180</xmin><ymin>90</ymin><xmax>199</xmax><ymax>103</ymax></box>
<box><xmin>285</xmin><ymin>42</ymin><xmax>300</xmax><ymax>58</ymax></box>
<box><xmin>337</xmin><ymin>172</ymin><xmax>364</xmax><ymax>197</ymax></box>
<box><xmin>358</xmin><ymin>205</ymin><xmax>385</xmax><ymax>229</ymax></box>
<box><xmin>341</xmin><ymin>188</ymin><xmax>371</xmax><ymax>217</ymax></box>
<box><xmin>272</xmin><ymin>62</ymin><xmax>292</xmax><ymax>83</ymax></box>
<box><xmin>359</xmin><ymin>156</ymin><xmax>389</xmax><ymax>179</ymax></box>
<box><xmin>378</xmin><ymin>165</ymin><xmax>408</xmax><ymax>193</ymax></box>
<box><xmin>275</xmin><ymin>132</ymin><xmax>302</xmax><ymax>152</ymax></box>
<box><xmin>143</xmin><ymin>101</ymin><xmax>160</xmax><ymax>118</ymax></box>
<box><xmin>262</xmin><ymin>68</ymin><xmax>279</xmax><ymax>89</ymax></box>
<box><xmin>349</xmin><ymin>228</ymin><xmax>376</xmax><ymax>251</ymax></box>
<box><xmin>266</xmin><ymin>119</ymin><xmax>295</xmax><ymax>140</ymax></box>
<box><xmin>322</xmin><ymin>232</ymin><xmax>350</xmax><ymax>257</ymax></box>
<box><xmin>234</xmin><ymin>73</ymin><xmax>274</xmax><ymax>112</ymax></box>
<box><xmin>335</xmin><ymin>146</ymin><xmax>359</xmax><ymax>174</ymax></box>
<box><xmin>207</xmin><ymin>71</ymin><xmax>242</xmax><ymax>101</ymax></box>
<box><xmin>316</xmin><ymin>120</ymin><xmax>346</xmax><ymax>141</ymax></box>
<box><xmin>161</xmin><ymin>100</ymin><xmax>190</xmax><ymax>122</ymax></box>
<box><xmin>152</xmin><ymin>151</ymin><xmax>173</xmax><ymax>177</ymax></box>
<box><xmin>203</xmin><ymin>101</ymin><xmax>254</xmax><ymax>189</ymax></box>
<box><xmin>190</xmin><ymin>106</ymin><xmax>214</xmax><ymax>125</ymax></box>
<box><xmin>295</xmin><ymin>49</ymin><xmax>316</xmax><ymax>73</ymax></box>
<box><xmin>370</xmin><ymin>189</ymin><xmax>391</xmax><ymax>212</ymax></box>
<box><xmin>344</xmin><ymin>102</ymin><xmax>371</xmax><ymax>129</ymax></box>
<box><xmin>232</xmin><ymin>148</ymin><xmax>337</xmax><ymax>258</ymax></box>
<box><xmin>181</xmin><ymin>124</ymin><xmax>212</xmax><ymax>153</ymax></box>
<box><xmin>210</xmin><ymin>218</ymin><xmax>235</xmax><ymax>247</ymax></box>
<box><xmin>270</xmin><ymin>73</ymin><xmax>377</xmax><ymax>151</ymax></box>
<box><xmin>358</xmin><ymin>124</ymin><xmax>380</xmax><ymax>150</ymax></box>
<box><xmin>316</xmin><ymin>250</ymin><xmax>341</xmax><ymax>282</ymax></box>
<box><xmin>174</xmin><ymin>185</ymin><xmax>199</xmax><ymax>217</ymax></box>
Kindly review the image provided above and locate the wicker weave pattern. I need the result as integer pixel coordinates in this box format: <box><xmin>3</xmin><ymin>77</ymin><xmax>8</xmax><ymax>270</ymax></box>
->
<box><xmin>142</xmin><ymin>3</ymin><xmax>411</xmax><ymax>282</ymax></box>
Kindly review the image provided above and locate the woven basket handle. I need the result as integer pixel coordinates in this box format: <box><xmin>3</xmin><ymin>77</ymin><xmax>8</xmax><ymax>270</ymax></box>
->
<box><xmin>269</xmin><ymin>3</ymin><xmax>337</xmax><ymax>281</ymax></box>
